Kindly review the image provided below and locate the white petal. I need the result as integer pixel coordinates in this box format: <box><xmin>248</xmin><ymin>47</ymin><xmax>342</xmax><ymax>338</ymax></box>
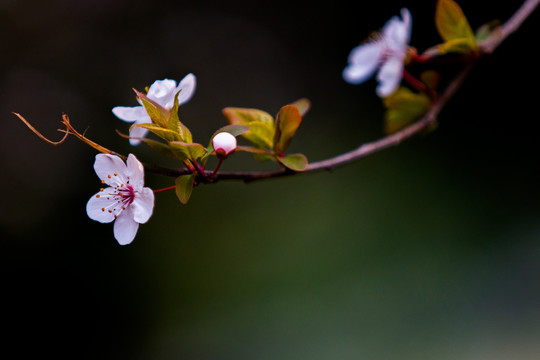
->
<box><xmin>112</xmin><ymin>106</ymin><xmax>148</xmax><ymax>122</ymax></box>
<box><xmin>343</xmin><ymin>42</ymin><xmax>384</xmax><ymax>84</ymax></box>
<box><xmin>171</xmin><ymin>73</ymin><xmax>197</xmax><ymax>108</ymax></box>
<box><xmin>401</xmin><ymin>8</ymin><xmax>412</xmax><ymax>42</ymax></box>
<box><xmin>147</xmin><ymin>79</ymin><xmax>177</xmax><ymax>106</ymax></box>
<box><xmin>131</xmin><ymin>187</ymin><xmax>155</xmax><ymax>224</ymax></box>
<box><xmin>126</xmin><ymin>154</ymin><xmax>145</xmax><ymax>190</ymax></box>
<box><xmin>376</xmin><ymin>56</ymin><xmax>403</xmax><ymax>97</ymax></box>
<box><xmin>86</xmin><ymin>188</ymin><xmax>118</xmax><ymax>223</ymax></box>
<box><xmin>113</xmin><ymin>208</ymin><xmax>139</xmax><ymax>245</ymax></box>
<box><xmin>128</xmin><ymin>115</ymin><xmax>152</xmax><ymax>145</ymax></box>
<box><xmin>383</xmin><ymin>9</ymin><xmax>411</xmax><ymax>52</ymax></box>
<box><xmin>94</xmin><ymin>154</ymin><xmax>129</xmax><ymax>186</ymax></box>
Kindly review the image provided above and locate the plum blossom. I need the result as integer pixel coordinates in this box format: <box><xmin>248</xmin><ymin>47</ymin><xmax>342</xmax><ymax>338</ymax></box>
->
<box><xmin>112</xmin><ymin>73</ymin><xmax>196</xmax><ymax>145</ymax></box>
<box><xmin>212</xmin><ymin>132</ymin><xmax>237</xmax><ymax>158</ymax></box>
<box><xmin>343</xmin><ymin>8</ymin><xmax>412</xmax><ymax>97</ymax></box>
<box><xmin>87</xmin><ymin>153</ymin><xmax>154</xmax><ymax>245</ymax></box>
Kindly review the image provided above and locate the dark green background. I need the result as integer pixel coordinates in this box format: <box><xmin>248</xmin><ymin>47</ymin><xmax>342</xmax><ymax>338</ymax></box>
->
<box><xmin>1</xmin><ymin>1</ymin><xmax>539</xmax><ymax>358</ymax></box>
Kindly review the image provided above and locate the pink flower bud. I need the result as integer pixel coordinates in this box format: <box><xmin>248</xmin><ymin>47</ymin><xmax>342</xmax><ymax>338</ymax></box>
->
<box><xmin>212</xmin><ymin>132</ymin><xmax>237</xmax><ymax>158</ymax></box>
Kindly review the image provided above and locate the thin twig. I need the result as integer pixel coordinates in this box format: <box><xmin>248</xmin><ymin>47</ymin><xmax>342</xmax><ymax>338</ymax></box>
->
<box><xmin>479</xmin><ymin>0</ymin><xmax>539</xmax><ymax>53</ymax></box>
<box><xmin>13</xmin><ymin>112</ymin><xmax>69</xmax><ymax>145</ymax></box>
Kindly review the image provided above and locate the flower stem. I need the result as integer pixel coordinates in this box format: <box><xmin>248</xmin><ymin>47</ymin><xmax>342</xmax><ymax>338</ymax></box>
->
<box><xmin>191</xmin><ymin>160</ymin><xmax>206</xmax><ymax>177</ymax></box>
<box><xmin>402</xmin><ymin>70</ymin><xmax>427</xmax><ymax>93</ymax></box>
<box><xmin>212</xmin><ymin>158</ymin><xmax>224</xmax><ymax>178</ymax></box>
<box><xmin>153</xmin><ymin>185</ymin><xmax>176</xmax><ymax>194</ymax></box>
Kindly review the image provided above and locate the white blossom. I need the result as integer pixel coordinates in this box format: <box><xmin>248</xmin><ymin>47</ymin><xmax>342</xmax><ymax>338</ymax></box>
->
<box><xmin>87</xmin><ymin>153</ymin><xmax>154</xmax><ymax>245</ymax></box>
<box><xmin>112</xmin><ymin>74</ymin><xmax>196</xmax><ymax>145</ymax></box>
<box><xmin>343</xmin><ymin>8</ymin><xmax>412</xmax><ymax>97</ymax></box>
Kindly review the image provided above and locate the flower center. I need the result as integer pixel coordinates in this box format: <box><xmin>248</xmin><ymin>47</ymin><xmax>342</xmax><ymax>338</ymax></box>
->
<box><xmin>97</xmin><ymin>183</ymin><xmax>137</xmax><ymax>218</ymax></box>
<box><xmin>114</xmin><ymin>184</ymin><xmax>136</xmax><ymax>206</ymax></box>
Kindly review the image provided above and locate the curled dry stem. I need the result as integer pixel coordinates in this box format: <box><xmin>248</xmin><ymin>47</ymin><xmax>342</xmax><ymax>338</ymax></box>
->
<box><xmin>13</xmin><ymin>112</ymin><xmax>69</xmax><ymax>145</ymax></box>
<box><xmin>59</xmin><ymin>114</ymin><xmax>120</xmax><ymax>156</ymax></box>
<box><xmin>14</xmin><ymin>112</ymin><xmax>121</xmax><ymax>158</ymax></box>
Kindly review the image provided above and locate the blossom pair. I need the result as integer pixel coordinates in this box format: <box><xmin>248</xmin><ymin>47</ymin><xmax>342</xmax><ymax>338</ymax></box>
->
<box><xmin>343</xmin><ymin>8</ymin><xmax>412</xmax><ymax>97</ymax></box>
<box><xmin>87</xmin><ymin>74</ymin><xmax>238</xmax><ymax>244</ymax></box>
<box><xmin>87</xmin><ymin>75</ymin><xmax>197</xmax><ymax>245</ymax></box>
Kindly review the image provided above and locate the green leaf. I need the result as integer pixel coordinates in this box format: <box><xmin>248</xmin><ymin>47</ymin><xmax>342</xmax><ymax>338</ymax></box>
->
<box><xmin>210</xmin><ymin>124</ymin><xmax>249</xmax><ymax>139</ymax></box>
<box><xmin>236</xmin><ymin>145</ymin><xmax>273</xmax><ymax>155</ymax></box>
<box><xmin>243</xmin><ymin>122</ymin><xmax>275</xmax><ymax>149</ymax></box>
<box><xmin>168</xmin><ymin>90</ymin><xmax>193</xmax><ymax>143</ymax></box>
<box><xmin>274</xmin><ymin>105</ymin><xmax>303</xmax><ymax>155</ymax></box>
<box><xmin>134</xmin><ymin>89</ymin><xmax>170</xmax><ymax>129</ymax></box>
<box><xmin>435</xmin><ymin>0</ymin><xmax>477</xmax><ymax>53</ymax></box>
<box><xmin>232</xmin><ymin>145</ymin><xmax>275</xmax><ymax>162</ymax></box>
<box><xmin>289</xmin><ymin>98</ymin><xmax>311</xmax><ymax>117</ymax></box>
<box><xmin>436</xmin><ymin>38</ymin><xmax>477</xmax><ymax>55</ymax></box>
<box><xmin>175</xmin><ymin>174</ymin><xmax>195</xmax><ymax>204</ymax></box>
<box><xmin>276</xmin><ymin>153</ymin><xmax>308</xmax><ymax>171</ymax></box>
<box><xmin>134</xmin><ymin>89</ymin><xmax>193</xmax><ymax>142</ymax></box>
<box><xmin>383</xmin><ymin>87</ymin><xmax>432</xmax><ymax>134</ymax></box>
<box><xmin>169</xmin><ymin>141</ymin><xmax>207</xmax><ymax>162</ymax></box>
<box><xmin>222</xmin><ymin>107</ymin><xmax>274</xmax><ymax>127</ymax></box>
<box><xmin>131</xmin><ymin>123</ymin><xmax>181</xmax><ymax>142</ymax></box>
<box><xmin>139</xmin><ymin>138</ymin><xmax>176</xmax><ymax>159</ymax></box>
<box><xmin>253</xmin><ymin>153</ymin><xmax>276</xmax><ymax>163</ymax></box>
<box><xmin>222</xmin><ymin>107</ymin><xmax>275</xmax><ymax>149</ymax></box>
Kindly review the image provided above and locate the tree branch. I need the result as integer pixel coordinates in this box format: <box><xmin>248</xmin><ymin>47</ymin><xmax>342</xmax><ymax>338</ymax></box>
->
<box><xmin>18</xmin><ymin>1</ymin><xmax>535</xmax><ymax>184</ymax></box>
<box><xmin>213</xmin><ymin>64</ymin><xmax>473</xmax><ymax>182</ymax></box>
<box><xmin>201</xmin><ymin>0</ymin><xmax>537</xmax><ymax>183</ymax></box>
<box><xmin>147</xmin><ymin>61</ymin><xmax>471</xmax><ymax>183</ymax></box>
<box><xmin>480</xmin><ymin>0</ymin><xmax>539</xmax><ymax>53</ymax></box>
<box><xmin>146</xmin><ymin>0</ymin><xmax>537</xmax><ymax>183</ymax></box>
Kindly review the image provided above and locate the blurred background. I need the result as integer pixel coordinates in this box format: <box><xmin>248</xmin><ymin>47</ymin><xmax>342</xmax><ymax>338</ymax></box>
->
<box><xmin>1</xmin><ymin>0</ymin><xmax>539</xmax><ymax>359</ymax></box>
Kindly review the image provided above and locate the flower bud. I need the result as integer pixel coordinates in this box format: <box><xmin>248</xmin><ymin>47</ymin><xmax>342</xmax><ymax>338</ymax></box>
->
<box><xmin>212</xmin><ymin>132</ymin><xmax>237</xmax><ymax>158</ymax></box>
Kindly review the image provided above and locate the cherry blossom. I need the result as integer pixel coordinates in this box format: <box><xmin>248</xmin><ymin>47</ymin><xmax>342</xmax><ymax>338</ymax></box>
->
<box><xmin>112</xmin><ymin>74</ymin><xmax>196</xmax><ymax>145</ymax></box>
<box><xmin>86</xmin><ymin>153</ymin><xmax>154</xmax><ymax>245</ymax></box>
<box><xmin>343</xmin><ymin>8</ymin><xmax>412</xmax><ymax>97</ymax></box>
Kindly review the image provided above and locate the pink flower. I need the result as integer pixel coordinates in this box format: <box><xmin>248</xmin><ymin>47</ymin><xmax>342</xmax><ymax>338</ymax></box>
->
<box><xmin>86</xmin><ymin>154</ymin><xmax>154</xmax><ymax>245</ymax></box>
<box><xmin>112</xmin><ymin>74</ymin><xmax>196</xmax><ymax>145</ymax></box>
<box><xmin>343</xmin><ymin>8</ymin><xmax>412</xmax><ymax>97</ymax></box>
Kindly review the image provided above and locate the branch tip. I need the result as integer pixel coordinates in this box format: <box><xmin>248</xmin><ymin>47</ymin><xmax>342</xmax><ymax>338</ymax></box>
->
<box><xmin>13</xmin><ymin>112</ymin><xmax>70</xmax><ymax>145</ymax></box>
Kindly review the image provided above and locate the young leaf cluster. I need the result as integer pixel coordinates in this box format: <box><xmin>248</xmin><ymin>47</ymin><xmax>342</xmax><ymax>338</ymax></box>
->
<box><xmin>222</xmin><ymin>98</ymin><xmax>310</xmax><ymax>171</ymax></box>
<box><xmin>433</xmin><ymin>0</ymin><xmax>479</xmax><ymax>55</ymax></box>
<box><xmin>132</xmin><ymin>89</ymin><xmax>248</xmax><ymax>204</ymax></box>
